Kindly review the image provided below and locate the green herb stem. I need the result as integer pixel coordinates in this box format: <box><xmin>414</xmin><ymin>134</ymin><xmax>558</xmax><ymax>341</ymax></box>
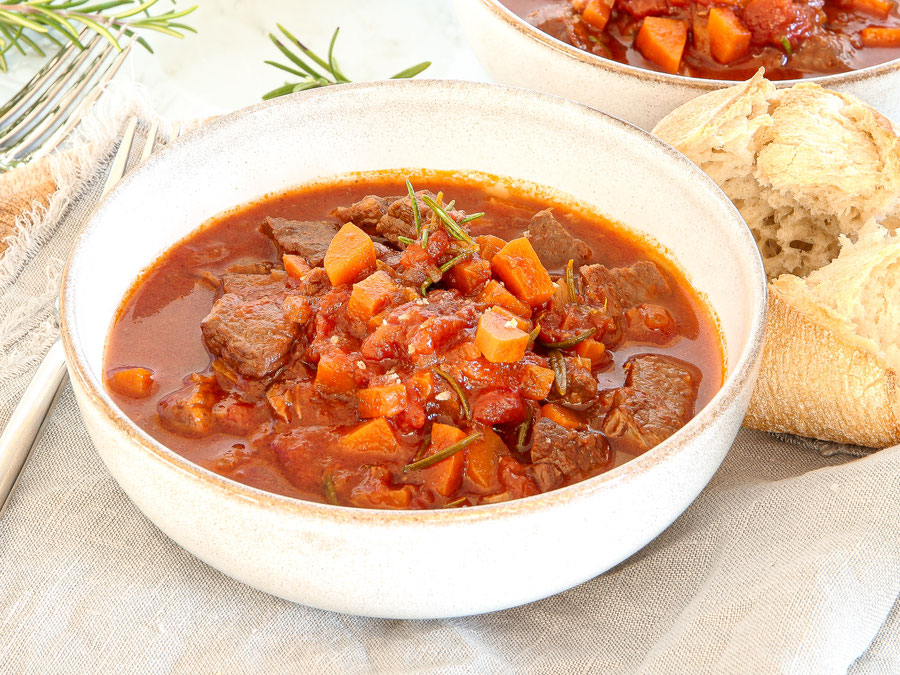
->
<box><xmin>404</xmin><ymin>432</ymin><xmax>481</xmax><ymax>472</ymax></box>
<box><xmin>539</xmin><ymin>327</ymin><xmax>596</xmax><ymax>350</ymax></box>
<box><xmin>421</xmin><ymin>194</ymin><xmax>475</xmax><ymax>244</ymax></box>
<box><xmin>549</xmin><ymin>349</ymin><xmax>567</xmax><ymax>396</ymax></box>
<box><xmin>434</xmin><ymin>367</ymin><xmax>472</xmax><ymax>421</ymax></box>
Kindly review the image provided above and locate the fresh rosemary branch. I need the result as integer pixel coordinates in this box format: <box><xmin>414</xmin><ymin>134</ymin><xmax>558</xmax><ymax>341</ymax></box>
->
<box><xmin>262</xmin><ymin>24</ymin><xmax>431</xmax><ymax>100</ymax></box>
<box><xmin>0</xmin><ymin>0</ymin><xmax>197</xmax><ymax>72</ymax></box>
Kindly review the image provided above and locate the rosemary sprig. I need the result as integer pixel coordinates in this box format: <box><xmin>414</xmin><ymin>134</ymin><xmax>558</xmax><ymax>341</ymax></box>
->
<box><xmin>458</xmin><ymin>212</ymin><xmax>485</xmax><ymax>224</ymax></box>
<box><xmin>263</xmin><ymin>24</ymin><xmax>431</xmax><ymax>100</ymax></box>
<box><xmin>404</xmin><ymin>432</ymin><xmax>481</xmax><ymax>472</ymax></box>
<box><xmin>0</xmin><ymin>0</ymin><xmax>197</xmax><ymax>70</ymax></box>
<box><xmin>527</xmin><ymin>323</ymin><xmax>541</xmax><ymax>348</ymax></box>
<box><xmin>539</xmin><ymin>327</ymin><xmax>596</xmax><ymax>350</ymax></box>
<box><xmin>434</xmin><ymin>367</ymin><xmax>472</xmax><ymax>421</ymax></box>
<box><xmin>421</xmin><ymin>194</ymin><xmax>476</xmax><ymax>245</ymax></box>
<box><xmin>406</xmin><ymin>178</ymin><xmax>422</xmax><ymax>239</ymax></box>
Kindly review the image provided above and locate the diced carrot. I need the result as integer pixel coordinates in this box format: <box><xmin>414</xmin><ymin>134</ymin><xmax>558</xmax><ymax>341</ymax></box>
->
<box><xmin>837</xmin><ymin>0</ymin><xmax>894</xmax><ymax>17</ymax></box>
<box><xmin>367</xmin><ymin>311</ymin><xmax>387</xmax><ymax>331</ymax></box>
<box><xmin>708</xmin><ymin>8</ymin><xmax>751</xmax><ymax>64</ymax></box>
<box><xmin>323</xmin><ymin>223</ymin><xmax>376</xmax><ymax>286</ymax></box>
<box><xmin>478</xmin><ymin>280</ymin><xmax>532</xmax><ymax>319</ymax></box>
<box><xmin>489</xmin><ymin>305</ymin><xmax>530</xmax><ymax>332</ymax></box>
<box><xmin>339</xmin><ymin>417</ymin><xmax>398</xmax><ymax>453</ymax></box>
<box><xmin>316</xmin><ymin>349</ymin><xmax>357</xmax><ymax>393</ymax></box>
<box><xmin>283</xmin><ymin>254</ymin><xmax>311</xmax><ymax>279</ymax></box>
<box><xmin>541</xmin><ymin>403</ymin><xmax>583</xmax><ymax>430</ymax></box>
<box><xmin>465</xmin><ymin>427</ymin><xmax>507</xmax><ymax>490</ymax></box>
<box><xmin>636</xmin><ymin>17</ymin><xmax>688</xmax><ymax>74</ymax></box>
<box><xmin>348</xmin><ymin>270</ymin><xmax>398</xmax><ymax>320</ymax></box>
<box><xmin>446</xmin><ymin>256</ymin><xmax>491</xmax><ymax>295</ymax></box>
<box><xmin>475</xmin><ymin>308</ymin><xmax>530</xmax><ymax>363</ymax></box>
<box><xmin>423</xmin><ymin>423</ymin><xmax>468</xmax><ymax>497</ymax></box>
<box><xmin>860</xmin><ymin>26</ymin><xmax>900</xmax><ymax>46</ymax></box>
<box><xmin>581</xmin><ymin>0</ymin><xmax>615</xmax><ymax>31</ymax></box>
<box><xmin>475</xmin><ymin>234</ymin><xmax>507</xmax><ymax>263</ymax></box>
<box><xmin>357</xmin><ymin>383</ymin><xmax>407</xmax><ymax>418</ymax></box>
<box><xmin>575</xmin><ymin>338</ymin><xmax>608</xmax><ymax>366</ymax></box>
<box><xmin>491</xmin><ymin>237</ymin><xmax>555</xmax><ymax>307</ymax></box>
<box><xmin>519</xmin><ymin>364</ymin><xmax>555</xmax><ymax>400</ymax></box>
<box><xmin>107</xmin><ymin>367</ymin><xmax>154</xmax><ymax>398</ymax></box>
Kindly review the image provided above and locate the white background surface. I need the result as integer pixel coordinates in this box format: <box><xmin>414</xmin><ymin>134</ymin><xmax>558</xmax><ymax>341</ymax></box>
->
<box><xmin>0</xmin><ymin>0</ymin><xmax>490</xmax><ymax>120</ymax></box>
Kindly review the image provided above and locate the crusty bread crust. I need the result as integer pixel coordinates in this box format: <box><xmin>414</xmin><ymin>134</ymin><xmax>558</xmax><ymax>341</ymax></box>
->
<box><xmin>745</xmin><ymin>277</ymin><xmax>900</xmax><ymax>447</ymax></box>
<box><xmin>654</xmin><ymin>75</ymin><xmax>900</xmax><ymax>448</ymax></box>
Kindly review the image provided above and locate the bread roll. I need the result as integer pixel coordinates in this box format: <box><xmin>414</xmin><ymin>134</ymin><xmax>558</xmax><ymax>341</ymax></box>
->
<box><xmin>653</xmin><ymin>71</ymin><xmax>900</xmax><ymax>447</ymax></box>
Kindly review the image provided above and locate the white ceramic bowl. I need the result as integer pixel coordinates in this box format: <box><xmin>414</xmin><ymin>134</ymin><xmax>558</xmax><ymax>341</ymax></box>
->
<box><xmin>454</xmin><ymin>0</ymin><xmax>900</xmax><ymax>129</ymax></box>
<box><xmin>60</xmin><ymin>80</ymin><xmax>766</xmax><ymax>619</ymax></box>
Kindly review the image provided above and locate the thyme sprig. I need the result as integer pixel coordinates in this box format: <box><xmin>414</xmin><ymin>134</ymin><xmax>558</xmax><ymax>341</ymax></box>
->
<box><xmin>263</xmin><ymin>24</ymin><xmax>431</xmax><ymax>100</ymax></box>
<box><xmin>0</xmin><ymin>0</ymin><xmax>197</xmax><ymax>71</ymax></box>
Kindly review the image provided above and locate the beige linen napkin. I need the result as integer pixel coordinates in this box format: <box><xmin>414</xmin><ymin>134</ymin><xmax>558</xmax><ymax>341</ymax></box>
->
<box><xmin>1</xmin><ymin>86</ymin><xmax>898</xmax><ymax>674</ymax></box>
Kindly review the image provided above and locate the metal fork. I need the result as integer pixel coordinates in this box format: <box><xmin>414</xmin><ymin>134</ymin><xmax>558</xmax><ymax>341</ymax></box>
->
<box><xmin>0</xmin><ymin>28</ymin><xmax>133</xmax><ymax>171</ymax></box>
<box><xmin>0</xmin><ymin>117</ymin><xmax>164</xmax><ymax>517</ymax></box>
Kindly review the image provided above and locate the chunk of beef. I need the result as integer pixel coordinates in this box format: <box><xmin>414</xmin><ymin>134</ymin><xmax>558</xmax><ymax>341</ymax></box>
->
<box><xmin>791</xmin><ymin>33</ymin><xmax>854</xmax><ymax>73</ymax></box>
<box><xmin>530</xmin><ymin>417</ymin><xmax>612</xmax><ymax>492</ymax></box>
<box><xmin>157</xmin><ymin>374</ymin><xmax>219</xmax><ymax>437</ymax></box>
<box><xmin>376</xmin><ymin>192</ymin><xmax>435</xmax><ymax>244</ymax></box>
<box><xmin>222</xmin><ymin>270</ymin><xmax>291</xmax><ymax>300</ymax></box>
<box><xmin>266</xmin><ymin>380</ymin><xmax>359</xmax><ymax>426</ymax></box>
<box><xmin>298</xmin><ymin>267</ymin><xmax>331</xmax><ymax>296</ymax></box>
<box><xmin>261</xmin><ymin>217</ymin><xmax>340</xmax><ymax>266</ymax></box>
<box><xmin>596</xmin><ymin>354</ymin><xmax>701</xmax><ymax>453</ymax></box>
<box><xmin>580</xmin><ymin>261</ymin><xmax>670</xmax><ymax>313</ymax></box>
<box><xmin>331</xmin><ymin>195</ymin><xmax>391</xmax><ymax>231</ymax></box>
<box><xmin>202</xmin><ymin>294</ymin><xmax>300</xmax><ymax>379</ymax></box>
<box><xmin>557</xmin><ymin>356</ymin><xmax>597</xmax><ymax>405</ymax></box>
<box><xmin>525</xmin><ymin>1</ymin><xmax>575</xmax><ymax>42</ymax></box>
<box><xmin>624</xmin><ymin>304</ymin><xmax>679</xmax><ymax>345</ymax></box>
<box><xmin>525</xmin><ymin>209</ymin><xmax>591</xmax><ymax>271</ymax></box>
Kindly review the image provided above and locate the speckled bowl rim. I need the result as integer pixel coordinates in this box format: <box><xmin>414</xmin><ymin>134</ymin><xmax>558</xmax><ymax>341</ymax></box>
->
<box><xmin>480</xmin><ymin>0</ymin><xmax>900</xmax><ymax>90</ymax></box>
<box><xmin>59</xmin><ymin>79</ymin><xmax>767</xmax><ymax>528</ymax></box>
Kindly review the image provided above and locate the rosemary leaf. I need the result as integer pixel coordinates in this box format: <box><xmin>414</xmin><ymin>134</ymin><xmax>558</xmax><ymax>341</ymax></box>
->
<box><xmin>391</xmin><ymin>61</ymin><xmax>432</xmax><ymax>79</ymax></box>
<box><xmin>516</xmin><ymin>407</ymin><xmax>533</xmax><ymax>453</ymax></box>
<box><xmin>539</xmin><ymin>327</ymin><xmax>596</xmax><ymax>350</ymax></box>
<box><xmin>397</xmin><ymin>235</ymin><xmax>415</xmax><ymax>246</ymax></box>
<box><xmin>323</xmin><ymin>474</ymin><xmax>339</xmax><ymax>505</ymax></box>
<box><xmin>404</xmin><ymin>432</ymin><xmax>481</xmax><ymax>472</ymax></box>
<box><xmin>458</xmin><ymin>212</ymin><xmax>485</xmax><ymax>224</ymax></box>
<box><xmin>527</xmin><ymin>323</ymin><xmax>541</xmax><ymax>348</ymax></box>
<box><xmin>406</xmin><ymin>178</ymin><xmax>422</xmax><ymax>238</ymax></box>
<box><xmin>421</xmin><ymin>194</ymin><xmax>475</xmax><ymax>244</ymax></box>
<box><xmin>439</xmin><ymin>249</ymin><xmax>475</xmax><ymax>274</ymax></box>
<box><xmin>434</xmin><ymin>367</ymin><xmax>472</xmax><ymax>421</ymax></box>
<box><xmin>443</xmin><ymin>497</ymin><xmax>468</xmax><ymax>509</ymax></box>
<box><xmin>549</xmin><ymin>349</ymin><xmax>567</xmax><ymax>396</ymax></box>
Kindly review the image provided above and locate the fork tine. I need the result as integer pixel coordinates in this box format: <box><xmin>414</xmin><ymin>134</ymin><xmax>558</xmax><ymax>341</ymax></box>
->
<box><xmin>101</xmin><ymin>116</ymin><xmax>137</xmax><ymax>198</ymax></box>
<box><xmin>6</xmin><ymin>39</ymin><xmax>131</xmax><ymax>163</ymax></box>
<box><xmin>0</xmin><ymin>28</ymin><xmax>93</xmax><ymax>124</ymax></box>
<box><xmin>0</xmin><ymin>33</ymin><xmax>105</xmax><ymax>145</ymax></box>
<box><xmin>30</xmin><ymin>41</ymin><xmax>134</xmax><ymax>162</ymax></box>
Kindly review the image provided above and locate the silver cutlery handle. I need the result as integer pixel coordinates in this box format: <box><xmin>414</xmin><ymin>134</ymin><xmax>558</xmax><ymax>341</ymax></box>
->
<box><xmin>0</xmin><ymin>339</ymin><xmax>68</xmax><ymax>516</ymax></box>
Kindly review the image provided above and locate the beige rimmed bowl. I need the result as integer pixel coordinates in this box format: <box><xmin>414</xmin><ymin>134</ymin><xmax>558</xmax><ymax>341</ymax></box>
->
<box><xmin>454</xmin><ymin>0</ymin><xmax>900</xmax><ymax>129</ymax></box>
<box><xmin>60</xmin><ymin>80</ymin><xmax>766</xmax><ymax>619</ymax></box>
